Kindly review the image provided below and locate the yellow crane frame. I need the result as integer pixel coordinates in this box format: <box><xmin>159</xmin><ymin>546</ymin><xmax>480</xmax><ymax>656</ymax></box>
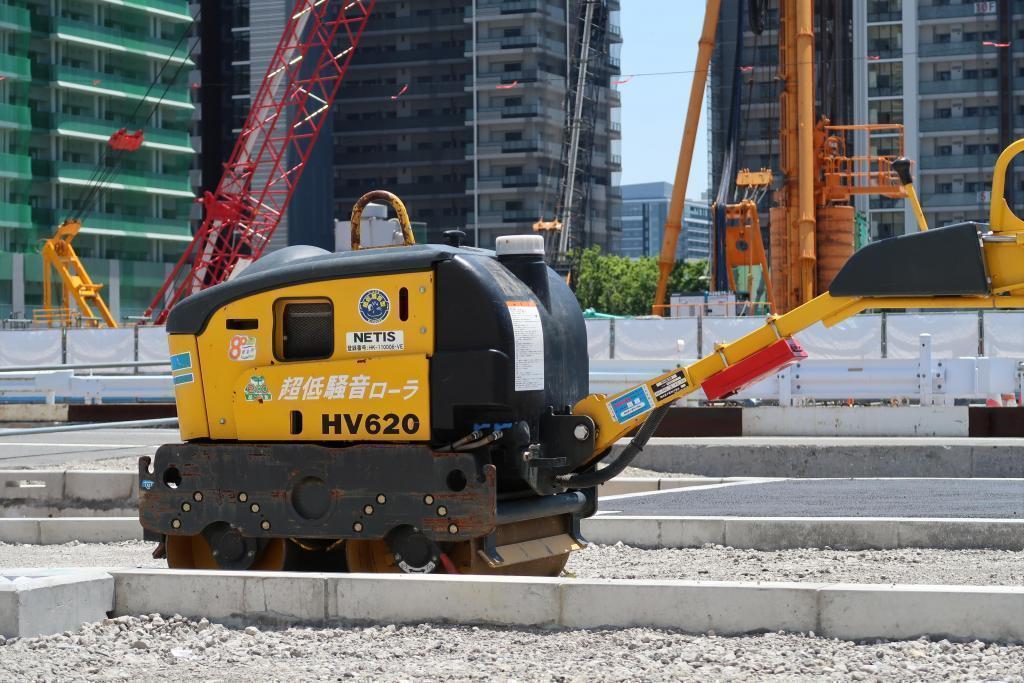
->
<box><xmin>37</xmin><ymin>220</ymin><xmax>118</xmax><ymax>328</ymax></box>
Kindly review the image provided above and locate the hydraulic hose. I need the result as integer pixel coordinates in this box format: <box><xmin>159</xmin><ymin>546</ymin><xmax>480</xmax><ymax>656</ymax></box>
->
<box><xmin>555</xmin><ymin>404</ymin><xmax>670</xmax><ymax>489</ymax></box>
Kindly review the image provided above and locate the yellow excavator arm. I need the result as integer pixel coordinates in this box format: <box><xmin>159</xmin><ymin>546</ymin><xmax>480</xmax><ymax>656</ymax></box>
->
<box><xmin>568</xmin><ymin>138</ymin><xmax>1024</xmax><ymax>480</ymax></box>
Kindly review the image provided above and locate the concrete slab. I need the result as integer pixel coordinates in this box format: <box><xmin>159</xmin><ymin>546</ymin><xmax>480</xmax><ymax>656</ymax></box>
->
<box><xmin>743</xmin><ymin>406</ymin><xmax>970</xmax><ymax>437</ymax></box>
<box><xmin>560</xmin><ymin>580</ymin><xmax>820</xmax><ymax>634</ymax></box>
<box><xmin>820</xmin><ymin>584</ymin><xmax>1024</xmax><ymax>642</ymax></box>
<box><xmin>624</xmin><ymin>437</ymin><xmax>1024</xmax><ymax>478</ymax></box>
<box><xmin>104</xmin><ymin>570</ymin><xmax>1024</xmax><ymax>642</ymax></box>
<box><xmin>0</xmin><ymin>569</ymin><xmax>113</xmax><ymax>638</ymax></box>
<box><xmin>602</xmin><ymin>478</ymin><xmax>1024</xmax><ymax>518</ymax></box>
<box><xmin>64</xmin><ymin>471</ymin><xmax>137</xmax><ymax>502</ymax></box>
<box><xmin>582</xmin><ymin>516</ymin><xmax>1024</xmax><ymax>551</ymax></box>
<box><xmin>0</xmin><ymin>517</ymin><xmax>142</xmax><ymax>544</ymax></box>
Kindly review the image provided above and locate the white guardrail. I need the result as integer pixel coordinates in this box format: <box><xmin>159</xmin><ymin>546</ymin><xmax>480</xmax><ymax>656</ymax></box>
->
<box><xmin>2</xmin><ymin>313</ymin><xmax>1024</xmax><ymax>405</ymax></box>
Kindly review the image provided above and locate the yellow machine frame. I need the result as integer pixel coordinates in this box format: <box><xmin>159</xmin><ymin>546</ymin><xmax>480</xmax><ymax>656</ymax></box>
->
<box><xmin>38</xmin><ymin>220</ymin><xmax>118</xmax><ymax>328</ymax></box>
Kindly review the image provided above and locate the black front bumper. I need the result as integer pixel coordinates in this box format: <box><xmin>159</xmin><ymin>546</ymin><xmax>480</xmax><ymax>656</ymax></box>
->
<box><xmin>140</xmin><ymin>442</ymin><xmax>497</xmax><ymax>542</ymax></box>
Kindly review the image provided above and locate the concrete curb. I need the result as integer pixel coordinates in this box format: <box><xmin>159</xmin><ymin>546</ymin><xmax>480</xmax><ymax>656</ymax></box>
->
<box><xmin>581</xmin><ymin>516</ymin><xmax>1024</xmax><ymax>551</ymax></box>
<box><xmin>0</xmin><ymin>470</ymin><xmax>138</xmax><ymax>518</ymax></box>
<box><xmin>622</xmin><ymin>437</ymin><xmax>1024</xmax><ymax>478</ymax></box>
<box><xmin>598</xmin><ymin>477</ymin><xmax>752</xmax><ymax>497</ymax></box>
<box><xmin>0</xmin><ymin>569</ymin><xmax>113</xmax><ymax>638</ymax></box>
<box><xmin>105</xmin><ymin>569</ymin><xmax>1024</xmax><ymax>642</ymax></box>
<box><xmin>0</xmin><ymin>517</ymin><xmax>142</xmax><ymax>544</ymax></box>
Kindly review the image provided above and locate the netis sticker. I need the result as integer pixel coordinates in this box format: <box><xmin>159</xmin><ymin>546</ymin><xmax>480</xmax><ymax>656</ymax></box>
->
<box><xmin>607</xmin><ymin>385</ymin><xmax>654</xmax><ymax>424</ymax></box>
<box><xmin>346</xmin><ymin>330</ymin><xmax>405</xmax><ymax>353</ymax></box>
<box><xmin>228</xmin><ymin>334</ymin><xmax>257</xmax><ymax>361</ymax></box>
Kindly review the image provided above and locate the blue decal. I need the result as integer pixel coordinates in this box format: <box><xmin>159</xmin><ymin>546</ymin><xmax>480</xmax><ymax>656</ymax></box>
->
<box><xmin>608</xmin><ymin>386</ymin><xmax>654</xmax><ymax>424</ymax></box>
<box><xmin>170</xmin><ymin>352</ymin><xmax>192</xmax><ymax>372</ymax></box>
<box><xmin>140</xmin><ymin>479</ymin><xmax>154</xmax><ymax>491</ymax></box>
<box><xmin>173</xmin><ymin>373</ymin><xmax>194</xmax><ymax>386</ymax></box>
<box><xmin>358</xmin><ymin>289</ymin><xmax>390</xmax><ymax>324</ymax></box>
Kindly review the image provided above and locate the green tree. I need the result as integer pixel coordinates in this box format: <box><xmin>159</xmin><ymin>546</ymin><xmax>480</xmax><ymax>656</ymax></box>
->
<box><xmin>574</xmin><ymin>247</ymin><xmax>709</xmax><ymax>316</ymax></box>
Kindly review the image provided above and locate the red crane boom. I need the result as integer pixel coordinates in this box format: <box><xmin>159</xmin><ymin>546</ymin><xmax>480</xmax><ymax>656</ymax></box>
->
<box><xmin>145</xmin><ymin>0</ymin><xmax>375</xmax><ymax>324</ymax></box>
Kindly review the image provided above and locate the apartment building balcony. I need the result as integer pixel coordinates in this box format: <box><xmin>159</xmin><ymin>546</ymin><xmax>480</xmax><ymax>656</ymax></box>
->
<box><xmin>34</xmin><ymin>160</ymin><xmax>193</xmax><ymax>197</ymax></box>
<box><xmin>466</xmin><ymin>0</ymin><xmax>566</xmax><ymax>24</ymax></box>
<box><xmin>470</xmin><ymin>139</ymin><xmax>560</xmax><ymax>159</ymax></box>
<box><xmin>0</xmin><ymin>103</ymin><xmax>31</xmax><ymax>130</ymax></box>
<box><xmin>923</xmin><ymin>191</ymin><xmax>987</xmax><ymax>208</ymax></box>
<box><xmin>918</xmin><ymin>41</ymin><xmax>995</xmax><ymax>58</ymax></box>
<box><xmin>52</xmin><ymin>66</ymin><xmax>193</xmax><ymax>107</ymax></box>
<box><xmin>918</xmin><ymin>153</ymin><xmax>998</xmax><ymax>171</ymax></box>
<box><xmin>919</xmin><ymin>114</ymin><xmax>1024</xmax><ymax>134</ymax></box>
<box><xmin>473</xmin><ymin>210</ymin><xmax>540</xmax><ymax>226</ymax></box>
<box><xmin>341</xmin><ymin>81</ymin><xmax>466</xmax><ymax>101</ymax></box>
<box><xmin>0</xmin><ymin>53</ymin><xmax>30</xmax><ymax>81</ymax></box>
<box><xmin>350</xmin><ymin>46</ymin><xmax>465</xmax><ymax>67</ymax></box>
<box><xmin>470</xmin><ymin>34</ymin><xmax>566</xmax><ymax>56</ymax></box>
<box><xmin>470</xmin><ymin>68</ymin><xmax>565</xmax><ymax>89</ymax></box>
<box><xmin>105</xmin><ymin>0</ymin><xmax>193</xmax><ymax>22</ymax></box>
<box><xmin>32</xmin><ymin>208</ymin><xmax>192</xmax><ymax>239</ymax></box>
<box><xmin>0</xmin><ymin>203</ymin><xmax>33</xmax><ymax>230</ymax></box>
<box><xmin>467</xmin><ymin>173</ymin><xmax>555</xmax><ymax>191</ymax></box>
<box><xmin>45</xmin><ymin>115</ymin><xmax>193</xmax><ymax>153</ymax></box>
<box><xmin>469</xmin><ymin>103</ymin><xmax>544</xmax><ymax>122</ymax></box>
<box><xmin>0</xmin><ymin>4</ymin><xmax>29</xmax><ymax>31</ymax></box>
<box><xmin>918</xmin><ymin>77</ymin><xmax>1003</xmax><ymax>96</ymax></box>
<box><xmin>918</xmin><ymin>4</ymin><xmax>998</xmax><ymax>21</ymax></box>
<box><xmin>338</xmin><ymin>148</ymin><xmax>467</xmax><ymax>168</ymax></box>
<box><xmin>335</xmin><ymin>114</ymin><xmax>466</xmax><ymax>134</ymax></box>
<box><xmin>0</xmin><ymin>153</ymin><xmax>31</xmax><ymax>180</ymax></box>
<box><xmin>51</xmin><ymin>17</ymin><xmax>188</xmax><ymax>62</ymax></box>
<box><xmin>362</xmin><ymin>14</ymin><xmax>465</xmax><ymax>34</ymax></box>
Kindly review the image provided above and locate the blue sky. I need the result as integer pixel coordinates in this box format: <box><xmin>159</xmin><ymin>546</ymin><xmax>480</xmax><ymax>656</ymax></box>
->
<box><xmin>618</xmin><ymin>0</ymin><xmax>708</xmax><ymax>196</ymax></box>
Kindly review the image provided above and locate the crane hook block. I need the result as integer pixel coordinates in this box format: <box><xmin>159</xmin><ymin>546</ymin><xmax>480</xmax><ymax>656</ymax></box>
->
<box><xmin>702</xmin><ymin>338</ymin><xmax>807</xmax><ymax>401</ymax></box>
<box><xmin>108</xmin><ymin>128</ymin><xmax>144</xmax><ymax>152</ymax></box>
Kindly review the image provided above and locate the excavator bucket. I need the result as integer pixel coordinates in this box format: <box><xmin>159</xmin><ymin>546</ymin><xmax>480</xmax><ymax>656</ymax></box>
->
<box><xmin>828</xmin><ymin>222</ymin><xmax>989</xmax><ymax>298</ymax></box>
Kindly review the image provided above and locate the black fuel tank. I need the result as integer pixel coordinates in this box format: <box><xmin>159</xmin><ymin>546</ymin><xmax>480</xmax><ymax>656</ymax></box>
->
<box><xmin>430</xmin><ymin>251</ymin><xmax>589</xmax><ymax>441</ymax></box>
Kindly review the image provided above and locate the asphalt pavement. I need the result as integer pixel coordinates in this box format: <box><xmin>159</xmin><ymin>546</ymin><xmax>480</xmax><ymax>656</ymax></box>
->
<box><xmin>600</xmin><ymin>479</ymin><xmax>1024</xmax><ymax>519</ymax></box>
<box><xmin>0</xmin><ymin>428</ymin><xmax>174</xmax><ymax>468</ymax></box>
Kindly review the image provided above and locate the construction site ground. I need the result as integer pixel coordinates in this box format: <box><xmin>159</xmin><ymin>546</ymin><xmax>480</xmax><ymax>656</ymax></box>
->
<box><xmin>2</xmin><ymin>428</ymin><xmax>1023</xmax><ymax>680</ymax></box>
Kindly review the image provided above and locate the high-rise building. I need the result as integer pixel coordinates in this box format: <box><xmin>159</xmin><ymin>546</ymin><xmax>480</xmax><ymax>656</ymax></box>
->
<box><xmin>0</xmin><ymin>0</ymin><xmax>197</xmax><ymax>320</ymax></box>
<box><xmin>197</xmin><ymin>0</ymin><xmax>622</xmax><ymax>252</ymax></box>
<box><xmin>855</xmin><ymin>0</ymin><xmax>1022</xmax><ymax>239</ymax></box>
<box><xmin>618</xmin><ymin>182</ymin><xmax>710</xmax><ymax>261</ymax></box>
<box><xmin>334</xmin><ymin>0</ymin><xmax>622</xmax><ymax>249</ymax></box>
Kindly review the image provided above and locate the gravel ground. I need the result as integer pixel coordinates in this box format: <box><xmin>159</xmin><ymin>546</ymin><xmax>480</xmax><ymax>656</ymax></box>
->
<box><xmin>1</xmin><ymin>616</ymin><xmax>1022</xmax><ymax>682</ymax></box>
<box><xmin>565</xmin><ymin>543</ymin><xmax>1024</xmax><ymax>586</ymax></box>
<box><xmin>3</xmin><ymin>541</ymin><xmax>1023</xmax><ymax>587</ymax></box>
<box><xmin>52</xmin><ymin>456</ymin><xmax>140</xmax><ymax>471</ymax></box>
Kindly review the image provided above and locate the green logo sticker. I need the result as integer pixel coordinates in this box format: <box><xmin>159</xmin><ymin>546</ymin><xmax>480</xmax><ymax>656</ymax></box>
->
<box><xmin>244</xmin><ymin>375</ymin><xmax>272</xmax><ymax>402</ymax></box>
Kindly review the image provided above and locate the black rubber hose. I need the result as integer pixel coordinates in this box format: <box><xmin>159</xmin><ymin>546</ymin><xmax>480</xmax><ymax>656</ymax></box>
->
<box><xmin>555</xmin><ymin>404</ymin><xmax>671</xmax><ymax>489</ymax></box>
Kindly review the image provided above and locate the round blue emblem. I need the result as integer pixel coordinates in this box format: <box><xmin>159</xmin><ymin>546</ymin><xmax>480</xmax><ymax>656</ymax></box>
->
<box><xmin>359</xmin><ymin>289</ymin><xmax>390</xmax><ymax>324</ymax></box>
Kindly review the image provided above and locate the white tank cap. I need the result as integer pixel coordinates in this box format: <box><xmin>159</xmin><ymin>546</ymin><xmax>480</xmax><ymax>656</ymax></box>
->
<box><xmin>495</xmin><ymin>234</ymin><xmax>544</xmax><ymax>257</ymax></box>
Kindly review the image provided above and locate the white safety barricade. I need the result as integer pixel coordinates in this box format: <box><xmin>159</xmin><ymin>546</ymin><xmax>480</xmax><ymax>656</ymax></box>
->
<box><xmin>885</xmin><ymin>313</ymin><xmax>979</xmax><ymax>359</ymax></box>
<box><xmin>794</xmin><ymin>315</ymin><xmax>883</xmax><ymax>359</ymax></box>
<box><xmin>982</xmin><ymin>311</ymin><xmax>1024</xmax><ymax>358</ymax></box>
<box><xmin>700</xmin><ymin>317</ymin><xmax>763</xmax><ymax>357</ymax></box>
<box><xmin>0</xmin><ymin>330</ymin><xmax>62</xmax><ymax>367</ymax></box>
<box><xmin>584</xmin><ymin>319</ymin><xmax>610</xmax><ymax>360</ymax></box>
<box><xmin>65</xmin><ymin>328</ymin><xmax>135</xmax><ymax>374</ymax></box>
<box><xmin>614</xmin><ymin>318</ymin><xmax>698</xmax><ymax>360</ymax></box>
<box><xmin>136</xmin><ymin>326</ymin><xmax>171</xmax><ymax>372</ymax></box>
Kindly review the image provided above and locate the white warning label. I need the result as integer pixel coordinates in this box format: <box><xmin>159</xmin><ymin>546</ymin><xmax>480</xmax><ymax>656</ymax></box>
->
<box><xmin>507</xmin><ymin>301</ymin><xmax>545</xmax><ymax>392</ymax></box>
